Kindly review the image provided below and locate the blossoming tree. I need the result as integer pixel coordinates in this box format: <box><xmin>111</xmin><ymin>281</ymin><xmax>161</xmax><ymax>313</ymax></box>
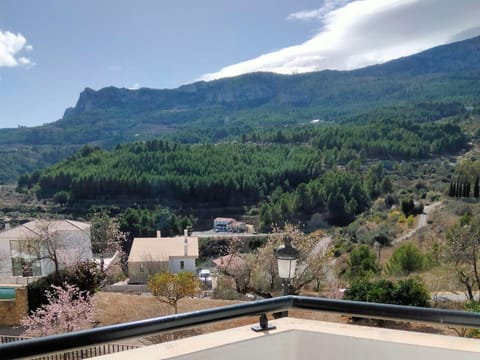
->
<box><xmin>21</xmin><ymin>283</ymin><xmax>95</xmax><ymax>337</ymax></box>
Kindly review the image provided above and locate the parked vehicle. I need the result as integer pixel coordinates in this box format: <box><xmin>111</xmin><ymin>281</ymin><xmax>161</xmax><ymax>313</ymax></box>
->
<box><xmin>198</xmin><ymin>269</ymin><xmax>212</xmax><ymax>288</ymax></box>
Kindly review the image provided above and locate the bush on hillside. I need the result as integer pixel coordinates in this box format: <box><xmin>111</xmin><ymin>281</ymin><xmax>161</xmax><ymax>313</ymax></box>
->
<box><xmin>343</xmin><ymin>277</ymin><xmax>430</xmax><ymax>307</ymax></box>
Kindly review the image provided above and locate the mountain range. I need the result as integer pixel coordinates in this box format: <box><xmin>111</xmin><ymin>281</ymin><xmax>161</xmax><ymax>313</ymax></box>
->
<box><xmin>0</xmin><ymin>35</ymin><xmax>479</xmax><ymax>183</ymax></box>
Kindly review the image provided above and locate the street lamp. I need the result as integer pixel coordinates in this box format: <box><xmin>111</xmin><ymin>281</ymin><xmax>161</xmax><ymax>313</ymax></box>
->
<box><xmin>276</xmin><ymin>236</ymin><xmax>299</xmax><ymax>318</ymax></box>
<box><xmin>252</xmin><ymin>235</ymin><xmax>299</xmax><ymax>331</ymax></box>
<box><xmin>276</xmin><ymin>235</ymin><xmax>299</xmax><ymax>294</ymax></box>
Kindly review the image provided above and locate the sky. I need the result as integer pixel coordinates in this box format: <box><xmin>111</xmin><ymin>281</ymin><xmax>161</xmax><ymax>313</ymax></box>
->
<box><xmin>1</xmin><ymin>0</ymin><xmax>479</xmax><ymax>129</ymax></box>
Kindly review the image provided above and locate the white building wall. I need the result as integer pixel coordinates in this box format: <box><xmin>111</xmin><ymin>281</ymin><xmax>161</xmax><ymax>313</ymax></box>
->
<box><xmin>0</xmin><ymin>223</ymin><xmax>93</xmax><ymax>279</ymax></box>
<box><xmin>56</xmin><ymin>229</ymin><xmax>93</xmax><ymax>265</ymax></box>
<box><xmin>0</xmin><ymin>238</ymin><xmax>12</xmax><ymax>277</ymax></box>
<box><xmin>168</xmin><ymin>257</ymin><xmax>196</xmax><ymax>274</ymax></box>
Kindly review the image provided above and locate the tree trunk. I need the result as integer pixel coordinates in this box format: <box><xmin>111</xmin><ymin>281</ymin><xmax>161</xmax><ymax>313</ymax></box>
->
<box><xmin>473</xmin><ymin>247</ymin><xmax>480</xmax><ymax>296</ymax></box>
<box><xmin>460</xmin><ymin>271</ymin><xmax>474</xmax><ymax>301</ymax></box>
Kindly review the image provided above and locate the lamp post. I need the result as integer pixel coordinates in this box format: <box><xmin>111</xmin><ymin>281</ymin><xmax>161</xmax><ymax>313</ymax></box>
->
<box><xmin>276</xmin><ymin>235</ymin><xmax>299</xmax><ymax>317</ymax></box>
<box><xmin>252</xmin><ymin>235</ymin><xmax>299</xmax><ymax>331</ymax></box>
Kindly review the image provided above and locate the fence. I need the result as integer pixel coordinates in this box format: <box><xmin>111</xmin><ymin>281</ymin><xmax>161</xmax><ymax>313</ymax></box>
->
<box><xmin>3</xmin><ymin>295</ymin><xmax>480</xmax><ymax>359</ymax></box>
<box><xmin>0</xmin><ymin>335</ymin><xmax>30</xmax><ymax>344</ymax></box>
<box><xmin>0</xmin><ymin>335</ymin><xmax>139</xmax><ymax>359</ymax></box>
<box><xmin>30</xmin><ymin>343</ymin><xmax>140</xmax><ymax>360</ymax></box>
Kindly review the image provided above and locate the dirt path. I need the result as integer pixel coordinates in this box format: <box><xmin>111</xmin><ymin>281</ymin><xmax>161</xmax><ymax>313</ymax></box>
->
<box><xmin>392</xmin><ymin>201</ymin><xmax>442</xmax><ymax>245</ymax></box>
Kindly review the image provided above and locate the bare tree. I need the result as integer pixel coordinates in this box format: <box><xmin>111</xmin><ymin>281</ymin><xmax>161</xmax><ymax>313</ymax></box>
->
<box><xmin>446</xmin><ymin>215</ymin><xmax>480</xmax><ymax>301</ymax></box>
<box><xmin>22</xmin><ymin>219</ymin><xmax>91</xmax><ymax>276</ymax></box>
<box><xmin>90</xmin><ymin>211</ymin><xmax>127</xmax><ymax>258</ymax></box>
<box><xmin>26</xmin><ymin>220</ymin><xmax>66</xmax><ymax>275</ymax></box>
<box><xmin>219</xmin><ymin>227</ymin><xmax>330</xmax><ymax>298</ymax></box>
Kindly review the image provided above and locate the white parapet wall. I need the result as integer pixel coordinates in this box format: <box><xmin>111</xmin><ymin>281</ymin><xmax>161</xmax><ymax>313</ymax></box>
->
<box><xmin>93</xmin><ymin>317</ymin><xmax>480</xmax><ymax>360</ymax></box>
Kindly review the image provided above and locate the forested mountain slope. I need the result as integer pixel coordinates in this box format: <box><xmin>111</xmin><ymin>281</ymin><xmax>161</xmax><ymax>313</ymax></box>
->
<box><xmin>17</xmin><ymin>120</ymin><xmax>467</xmax><ymax>227</ymax></box>
<box><xmin>0</xmin><ymin>35</ymin><xmax>479</xmax><ymax>183</ymax></box>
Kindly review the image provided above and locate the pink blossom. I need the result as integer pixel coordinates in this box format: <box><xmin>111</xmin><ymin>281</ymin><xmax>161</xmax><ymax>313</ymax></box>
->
<box><xmin>21</xmin><ymin>283</ymin><xmax>95</xmax><ymax>337</ymax></box>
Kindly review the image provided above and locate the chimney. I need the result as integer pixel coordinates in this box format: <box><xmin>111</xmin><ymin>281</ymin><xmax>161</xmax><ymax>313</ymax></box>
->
<box><xmin>156</xmin><ymin>230</ymin><xmax>161</xmax><ymax>238</ymax></box>
<box><xmin>184</xmin><ymin>229</ymin><xmax>188</xmax><ymax>256</ymax></box>
<box><xmin>4</xmin><ymin>218</ymin><xmax>10</xmax><ymax>231</ymax></box>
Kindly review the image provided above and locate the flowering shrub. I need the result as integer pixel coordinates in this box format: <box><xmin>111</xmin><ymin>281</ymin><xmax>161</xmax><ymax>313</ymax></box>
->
<box><xmin>21</xmin><ymin>283</ymin><xmax>95</xmax><ymax>337</ymax></box>
<box><xmin>27</xmin><ymin>261</ymin><xmax>104</xmax><ymax>312</ymax></box>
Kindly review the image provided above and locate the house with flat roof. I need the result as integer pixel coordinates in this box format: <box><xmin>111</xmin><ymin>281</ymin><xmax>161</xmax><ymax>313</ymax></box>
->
<box><xmin>128</xmin><ymin>230</ymin><xmax>199</xmax><ymax>283</ymax></box>
<box><xmin>0</xmin><ymin>219</ymin><xmax>93</xmax><ymax>282</ymax></box>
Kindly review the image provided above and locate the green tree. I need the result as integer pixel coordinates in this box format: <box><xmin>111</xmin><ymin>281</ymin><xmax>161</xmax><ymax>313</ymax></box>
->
<box><xmin>344</xmin><ymin>245</ymin><xmax>380</xmax><ymax>280</ymax></box>
<box><xmin>385</xmin><ymin>243</ymin><xmax>427</xmax><ymax>275</ymax></box>
<box><xmin>52</xmin><ymin>191</ymin><xmax>70</xmax><ymax>205</ymax></box>
<box><xmin>400</xmin><ymin>197</ymin><xmax>415</xmax><ymax>216</ymax></box>
<box><xmin>392</xmin><ymin>278</ymin><xmax>430</xmax><ymax>307</ymax></box>
<box><xmin>344</xmin><ymin>277</ymin><xmax>430</xmax><ymax>307</ymax></box>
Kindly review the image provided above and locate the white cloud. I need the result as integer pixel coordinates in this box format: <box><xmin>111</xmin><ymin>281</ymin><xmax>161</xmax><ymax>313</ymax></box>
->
<box><xmin>287</xmin><ymin>0</ymin><xmax>351</xmax><ymax>21</ymax></box>
<box><xmin>18</xmin><ymin>57</ymin><xmax>31</xmax><ymax>65</ymax></box>
<box><xmin>0</xmin><ymin>30</ymin><xmax>33</xmax><ymax>67</ymax></box>
<box><xmin>201</xmin><ymin>0</ymin><xmax>480</xmax><ymax>81</ymax></box>
<box><xmin>128</xmin><ymin>83</ymin><xmax>141</xmax><ymax>90</ymax></box>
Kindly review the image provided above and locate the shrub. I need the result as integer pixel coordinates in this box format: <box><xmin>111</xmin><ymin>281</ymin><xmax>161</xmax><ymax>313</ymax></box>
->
<box><xmin>27</xmin><ymin>261</ymin><xmax>104</xmax><ymax>312</ymax></box>
<box><xmin>344</xmin><ymin>277</ymin><xmax>430</xmax><ymax>307</ymax></box>
<box><xmin>385</xmin><ymin>243</ymin><xmax>428</xmax><ymax>276</ymax></box>
<box><xmin>52</xmin><ymin>191</ymin><xmax>70</xmax><ymax>205</ymax></box>
<box><xmin>344</xmin><ymin>245</ymin><xmax>380</xmax><ymax>280</ymax></box>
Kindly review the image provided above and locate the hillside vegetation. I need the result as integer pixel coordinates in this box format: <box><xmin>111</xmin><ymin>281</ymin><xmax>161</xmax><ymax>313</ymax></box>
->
<box><xmin>16</xmin><ymin>119</ymin><xmax>467</xmax><ymax>230</ymax></box>
<box><xmin>0</xmin><ymin>36</ymin><xmax>480</xmax><ymax>182</ymax></box>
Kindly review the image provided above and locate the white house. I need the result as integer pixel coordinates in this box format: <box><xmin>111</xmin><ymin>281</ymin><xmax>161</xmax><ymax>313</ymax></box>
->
<box><xmin>0</xmin><ymin>219</ymin><xmax>93</xmax><ymax>281</ymax></box>
<box><xmin>128</xmin><ymin>230</ymin><xmax>199</xmax><ymax>284</ymax></box>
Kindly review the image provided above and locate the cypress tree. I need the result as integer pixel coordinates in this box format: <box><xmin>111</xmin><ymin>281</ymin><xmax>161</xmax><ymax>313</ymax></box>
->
<box><xmin>466</xmin><ymin>181</ymin><xmax>471</xmax><ymax>198</ymax></box>
<box><xmin>449</xmin><ymin>181</ymin><xmax>454</xmax><ymax>197</ymax></box>
<box><xmin>474</xmin><ymin>177</ymin><xmax>480</xmax><ymax>199</ymax></box>
<box><xmin>456</xmin><ymin>180</ymin><xmax>462</xmax><ymax>198</ymax></box>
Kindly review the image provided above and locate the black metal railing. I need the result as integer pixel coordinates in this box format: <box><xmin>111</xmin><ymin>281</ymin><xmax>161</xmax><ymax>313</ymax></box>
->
<box><xmin>2</xmin><ymin>295</ymin><xmax>480</xmax><ymax>359</ymax></box>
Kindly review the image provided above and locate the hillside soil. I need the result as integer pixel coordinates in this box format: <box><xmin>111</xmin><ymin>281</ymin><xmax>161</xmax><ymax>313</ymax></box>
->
<box><xmin>93</xmin><ymin>292</ymin><xmax>458</xmax><ymax>346</ymax></box>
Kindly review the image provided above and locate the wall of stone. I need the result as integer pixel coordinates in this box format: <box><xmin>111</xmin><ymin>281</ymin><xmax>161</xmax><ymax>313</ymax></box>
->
<box><xmin>0</xmin><ymin>287</ymin><xmax>28</xmax><ymax>326</ymax></box>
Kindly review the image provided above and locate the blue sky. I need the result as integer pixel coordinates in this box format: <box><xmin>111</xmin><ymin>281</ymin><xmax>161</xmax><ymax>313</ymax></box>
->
<box><xmin>1</xmin><ymin>0</ymin><xmax>479</xmax><ymax>129</ymax></box>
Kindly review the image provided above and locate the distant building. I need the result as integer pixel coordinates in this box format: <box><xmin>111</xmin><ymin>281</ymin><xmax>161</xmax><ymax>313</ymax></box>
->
<box><xmin>214</xmin><ymin>217</ymin><xmax>246</xmax><ymax>233</ymax></box>
<box><xmin>128</xmin><ymin>230</ymin><xmax>199</xmax><ymax>284</ymax></box>
<box><xmin>0</xmin><ymin>220</ymin><xmax>93</xmax><ymax>282</ymax></box>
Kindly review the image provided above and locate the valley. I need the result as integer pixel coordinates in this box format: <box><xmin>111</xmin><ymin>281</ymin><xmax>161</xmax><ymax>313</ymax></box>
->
<box><xmin>0</xmin><ymin>35</ymin><xmax>480</xmax><ymax>323</ymax></box>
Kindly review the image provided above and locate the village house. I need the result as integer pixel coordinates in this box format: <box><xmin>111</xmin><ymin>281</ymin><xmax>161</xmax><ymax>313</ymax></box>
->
<box><xmin>127</xmin><ymin>229</ymin><xmax>199</xmax><ymax>284</ymax></box>
<box><xmin>0</xmin><ymin>219</ymin><xmax>93</xmax><ymax>282</ymax></box>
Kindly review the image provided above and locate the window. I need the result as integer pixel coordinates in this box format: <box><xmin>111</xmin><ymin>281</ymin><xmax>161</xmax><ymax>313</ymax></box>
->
<box><xmin>10</xmin><ymin>240</ymin><xmax>42</xmax><ymax>277</ymax></box>
<box><xmin>180</xmin><ymin>260</ymin><xmax>185</xmax><ymax>270</ymax></box>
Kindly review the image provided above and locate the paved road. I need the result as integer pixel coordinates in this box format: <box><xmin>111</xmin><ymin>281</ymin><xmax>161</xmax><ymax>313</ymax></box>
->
<box><xmin>432</xmin><ymin>291</ymin><xmax>475</xmax><ymax>303</ymax></box>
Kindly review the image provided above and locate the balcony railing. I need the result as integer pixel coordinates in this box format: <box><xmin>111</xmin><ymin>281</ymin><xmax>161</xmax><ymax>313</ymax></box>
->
<box><xmin>1</xmin><ymin>295</ymin><xmax>480</xmax><ymax>359</ymax></box>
